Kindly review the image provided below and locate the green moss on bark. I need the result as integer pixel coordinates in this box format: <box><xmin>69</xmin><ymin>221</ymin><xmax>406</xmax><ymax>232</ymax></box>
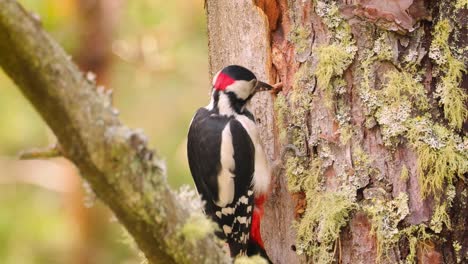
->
<box><xmin>429</xmin><ymin>184</ymin><xmax>455</xmax><ymax>234</ymax></box>
<box><xmin>406</xmin><ymin>118</ymin><xmax>467</xmax><ymax>198</ymax></box>
<box><xmin>453</xmin><ymin>241</ymin><xmax>462</xmax><ymax>263</ymax></box>
<box><xmin>352</xmin><ymin>146</ymin><xmax>377</xmax><ymax>183</ymax></box>
<box><xmin>289</xmin><ymin>25</ymin><xmax>312</xmax><ymax>56</ymax></box>
<box><xmin>285</xmin><ymin>156</ymin><xmax>321</xmax><ymax>193</ymax></box>
<box><xmin>429</xmin><ymin>19</ymin><xmax>467</xmax><ymax>130</ymax></box>
<box><xmin>400</xmin><ymin>225</ymin><xmax>435</xmax><ymax>264</ymax></box>
<box><xmin>374</xmin><ymin>70</ymin><xmax>429</xmax><ymax>147</ymax></box>
<box><xmin>314</xmin><ymin>1</ymin><xmax>356</xmax><ymax>108</ymax></box>
<box><xmin>278</xmin><ymin>2</ymin><xmax>466</xmax><ymax>264</ymax></box>
<box><xmin>295</xmin><ymin>190</ymin><xmax>357</xmax><ymax>263</ymax></box>
<box><xmin>455</xmin><ymin>0</ymin><xmax>468</xmax><ymax>10</ymax></box>
<box><xmin>363</xmin><ymin>193</ymin><xmax>435</xmax><ymax>263</ymax></box>
<box><xmin>180</xmin><ymin>213</ymin><xmax>217</xmax><ymax>243</ymax></box>
<box><xmin>283</xmin><ymin>154</ymin><xmax>357</xmax><ymax>263</ymax></box>
<box><xmin>314</xmin><ymin>44</ymin><xmax>355</xmax><ymax>105</ymax></box>
<box><xmin>400</xmin><ymin>165</ymin><xmax>409</xmax><ymax>182</ymax></box>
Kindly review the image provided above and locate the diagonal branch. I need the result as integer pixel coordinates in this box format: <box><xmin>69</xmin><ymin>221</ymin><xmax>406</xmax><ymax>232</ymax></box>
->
<box><xmin>0</xmin><ymin>0</ymin><xmax>229</xmax><ymax>263</ymax></box>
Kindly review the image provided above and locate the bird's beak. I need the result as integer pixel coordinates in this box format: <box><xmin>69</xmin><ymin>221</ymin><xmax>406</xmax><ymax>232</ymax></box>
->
<box><xmin>255</xmin><ymin>80</ymin><xmax>273</xmax><ymax>91</ymax></box>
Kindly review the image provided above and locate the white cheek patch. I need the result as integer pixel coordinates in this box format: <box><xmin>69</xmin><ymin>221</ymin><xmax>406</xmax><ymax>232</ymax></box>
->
<box><xmin>215</xmin><ymin>123</ymin><xmax>235</xmax><ymax>207</ymax></box>
<box><xmin>225</xmin><ymin>80</ymin><xmax>255</xmax><ymax>100</ymax></box>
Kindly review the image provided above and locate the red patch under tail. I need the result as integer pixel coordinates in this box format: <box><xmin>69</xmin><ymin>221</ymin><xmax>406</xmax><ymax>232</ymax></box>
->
<box><xmin>250</xmin><ymin>194</ymin><xmax>266</xmax><ymax>248</ymax></box>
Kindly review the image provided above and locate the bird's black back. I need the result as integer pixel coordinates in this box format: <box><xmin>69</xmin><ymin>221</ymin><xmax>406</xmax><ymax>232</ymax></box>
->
<box><xmin>187</xmin><ymin>107</ymin><xmax>256</xmax><ymax>256</ymax></box>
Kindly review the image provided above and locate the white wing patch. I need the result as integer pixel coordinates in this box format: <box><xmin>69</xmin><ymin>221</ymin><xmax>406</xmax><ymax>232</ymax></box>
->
<box><xmin>215</xmin><ymin>123</ymin><xmax>235</xmax><ymax>207</ymax></box>
<box><xmin>236</xmin><ymin>115</ymin><xmax>271</xmax><ymax>195</ymax></box>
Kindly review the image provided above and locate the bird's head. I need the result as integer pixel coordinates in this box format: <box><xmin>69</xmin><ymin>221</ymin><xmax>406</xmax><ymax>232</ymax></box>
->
<box><xmin>209</xmin><ymin>65</ymin><xmax>272</xmax><ymax>114</ymax></box>
<box><xmin>212</xmin><ymin>65</ymin><xmax>273</xmax><ymax>99</ymax></box>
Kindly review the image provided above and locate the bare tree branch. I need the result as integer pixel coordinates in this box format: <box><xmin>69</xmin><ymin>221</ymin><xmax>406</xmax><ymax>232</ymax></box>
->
<box><xmin>0</xmin><ymin>1</ymin><xmax>230</xmax><ymax>263</ymax></box>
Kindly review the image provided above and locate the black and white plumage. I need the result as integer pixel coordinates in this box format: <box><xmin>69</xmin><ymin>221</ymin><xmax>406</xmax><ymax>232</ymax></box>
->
<box><xmin>187</xmin><ymin>65</ymin><xmax>272</xmax><ymax>260</ymax></box>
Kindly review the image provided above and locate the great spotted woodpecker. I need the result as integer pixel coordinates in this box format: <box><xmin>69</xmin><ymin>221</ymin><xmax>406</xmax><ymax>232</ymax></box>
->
<box><xmin>187</xmin><ymin>65</ymin><xmax>273</xmax><ymax>262</ymax></box>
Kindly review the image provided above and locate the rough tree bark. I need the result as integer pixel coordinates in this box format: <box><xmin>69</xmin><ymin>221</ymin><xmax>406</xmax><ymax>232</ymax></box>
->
<box><xmin>0</xmin><ymin>1</ymin><xmax>231</xmax><ymax>263</ymax></box>
<box><xmin>206</xmin><ymin>0</ymin><xmax>467</xmax><ymax>263</ymax></box>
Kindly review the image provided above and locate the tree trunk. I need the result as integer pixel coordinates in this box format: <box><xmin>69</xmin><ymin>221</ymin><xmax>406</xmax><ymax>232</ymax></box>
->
<box><xmin>206</xmin><ymin>1</ymin><xmax>467</xmax><ymax>263</ymax></box>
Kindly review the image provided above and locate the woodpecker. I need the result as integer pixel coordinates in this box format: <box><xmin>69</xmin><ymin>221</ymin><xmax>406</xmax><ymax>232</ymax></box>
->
<box><xmin>187</xmin><ymin>65</ymin><xmax>273</xmax><ymax>262</ymax></box>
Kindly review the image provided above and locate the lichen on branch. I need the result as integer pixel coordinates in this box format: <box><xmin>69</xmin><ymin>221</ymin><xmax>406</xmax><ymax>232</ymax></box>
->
<box><xmin>0</xmin><ymin>1</ymin><xmax>229</xmax><ymax>263</ymax></box>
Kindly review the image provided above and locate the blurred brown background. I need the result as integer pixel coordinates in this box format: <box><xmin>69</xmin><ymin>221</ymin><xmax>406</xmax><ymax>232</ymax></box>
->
<box><xmin>0</xmin><ymin>0</ymin><xmax>208</xmax><ymax>263</ymax></box>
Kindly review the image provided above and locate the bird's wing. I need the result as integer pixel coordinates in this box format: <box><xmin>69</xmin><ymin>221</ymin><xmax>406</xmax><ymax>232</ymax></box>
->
<box><xmin>235</xmin><ymin>114</ymin><xmax>271</xmax><ymax>195</ymax></box>
<box><xmin>219</xmin><ymin>119</ymin><xmax>256</xmax><ymax>256</ymax></box>
<box><xmin>187</xmin><ymin>109</ymin><xmax>256</xmax><ymax>256</ymax></box>
<box><xmin>229</xmin><ymin>119</ymin><xmax>255</xmax><ymax>198</ymax></box>
<box><xmin>187</xmin><ymin>108</ymin><xmax>256</xmax><ymax>205</ymax></box>
<box><xmin>187</xmin><ymin>108</ymin><xmax>230</xmax><ymax>208</ymax></box>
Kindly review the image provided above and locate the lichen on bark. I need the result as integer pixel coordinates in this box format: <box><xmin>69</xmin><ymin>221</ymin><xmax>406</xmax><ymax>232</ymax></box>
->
<box><xmin>271</xmin><ymin>0</ymin><xmax>467</xmax><ymax>263</ymax></box>
<box><xmin>429</xmin><ymin>19</ymin><xmax>467</xmax><ymax>130</ymax></box>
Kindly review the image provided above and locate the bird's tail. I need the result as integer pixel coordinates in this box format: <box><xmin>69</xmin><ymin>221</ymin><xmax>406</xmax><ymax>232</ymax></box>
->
<box><xmin>248</xmin><ymin>195</ymin><xmax>272</xmax><ymax>263</ymax></box>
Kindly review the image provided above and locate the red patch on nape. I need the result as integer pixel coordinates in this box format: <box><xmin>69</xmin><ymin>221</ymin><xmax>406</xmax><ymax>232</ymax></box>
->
<box><xmin>250</xmin><ymin>195</ymin><xmax>267</xmax><ymax>248</ymax></box>
<box><xmin>214</xmin><ymin>72</ymin><xmax>235</xmax><ymax>90</ymax></box>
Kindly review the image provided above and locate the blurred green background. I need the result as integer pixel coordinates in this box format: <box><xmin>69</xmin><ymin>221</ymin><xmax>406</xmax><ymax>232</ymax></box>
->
<box><xmin>0</xmin><ymin>0</ymin><xmax>208</xmax><ymax>263</ymax></box>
